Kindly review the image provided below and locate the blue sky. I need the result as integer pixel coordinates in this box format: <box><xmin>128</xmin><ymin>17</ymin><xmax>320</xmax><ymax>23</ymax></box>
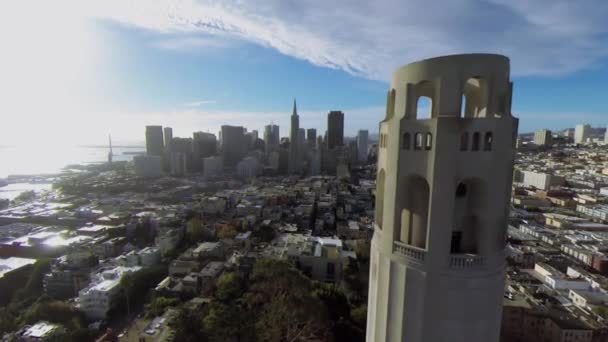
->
<box><xmin>2</xmin><ymin>0</ymin><xmax>608</xmax><ymax>145</ymax></box>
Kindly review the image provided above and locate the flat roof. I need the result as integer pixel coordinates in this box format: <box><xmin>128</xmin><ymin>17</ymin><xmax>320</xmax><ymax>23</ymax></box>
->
<box><xmin>0</xmin><ymin>257</ymin><xmax>36</xmax><ymax>278</ymax></box>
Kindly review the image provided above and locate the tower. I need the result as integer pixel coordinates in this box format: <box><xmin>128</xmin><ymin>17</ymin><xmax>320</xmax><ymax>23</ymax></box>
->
<box><xmin>107</xmin><ymin>134</ymin><xmax>113</xmax><ymax>164</ymax></box>
<box><xmin>145</xmin><ymin>125</ymin><xmax>164</xmax><ymax>156</ymax></box>
<box><xmin>367</xmin><ymin>54</ymin><xmax>518</xmax><ymax>342</ymax></box>
<box><xmin>288</xmin><ymin>99</ymin><xmax>300</xmax><ymax>174</ymax></box>
<box><xmin>327</xmin><ymin>110</ymin><xmax>344</xmax><ymax>149</ymax></box>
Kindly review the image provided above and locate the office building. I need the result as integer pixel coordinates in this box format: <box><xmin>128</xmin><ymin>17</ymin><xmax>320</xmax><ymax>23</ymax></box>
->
<box><xmin>264</xmin><ymin>124</ymin><xmax>280</xmax><ymax>155</ymax></box>
<box><xmin>575</xmin><ymin>124</ymin><xmax>591</xmax><ymax>144</ymax></box>
<box><xmin>145</xmin><ymin>125</ymin><xmax>164</xmax><ymax>156</ymax></box>
<box><xmin>221</xmin><ymin>125</ymin><xmax>246</xmax><ymax>169</ymax></box>
<box><xmin>203</xmin><ymin>156</ymin><xmax>224</xmax><ymax>178</ymax></box>
<box><xmin>307</xmin><ymin>128</ymin><xmax>317</xmax><ymax>148</ymax></box>
<box><xmin>534</xmin><ymin>129</ymin><xmax>552</xmax><ymax>146</ymax></box>
<box><xmin>367</xmin><ymin>54</ymin><xmax>518</xmax><ymax>342</ymax></box>
<box><xmin>133</xmin><ymin>155</ymin><xmax>162</xmax><ymax>178</ymax></box>
<box><xmin>357</xmin><ymin>130</ymin><xmax>369</xmax><ymax>162</ymax></box>
<box><xmin>327</xmin><ymin>111</ymin><xmax>344</xmax><ymax>149</ymax></box>
<box><xmin>605</xmin><ymin>126</ymin><xmax>608</xmax><ymax>144</ymax></box>
<box><xmin>288</xmin><ymin>99</ymin><xmax>300</xmax><ymax>174</ymax></box>
<box><xmin>193</xmin><ymin>132</ymin><xmax>217</xmax><ymax>159</ymax></box>
<box><xmin>163</xmin><ymin>127</ymin><xmax>173</xmax><ymax>154</ymax></box>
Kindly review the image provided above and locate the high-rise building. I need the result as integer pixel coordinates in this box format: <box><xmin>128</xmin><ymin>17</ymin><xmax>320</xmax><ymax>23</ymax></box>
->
<box><xmin>605</xmin><ymin>127</ymin><xmax>608</xmax><ymax>144</ymax></box>
<box><xmin>145</xmin><ymin>125</ymin><xmax>164</xmax><ymax>156</ymax></box>
<box><xmin>327</xmin><ymin>111</ymin><xmax>344</xmax><ymax>149</ymax></box>
<box><xmin>367</xmin><ymin>54</ymin><xmax>518</xmax><ymax>342</ymax></box>
<box><xmin>264</xmin><ymin>124</ymin><xmax>280</xmax><ymax>155</ymax></box>
<box><xmin>171</xmin><ymin>137</ymin><xmax>193</xmax><ymax>171</ymax></box>
<box><xmin>298</xmin><ymin>128</ymin><xmax>306</xmax><ymax>148</ymax></box>
<box><xmin>288</xmin><ymin>99</ymin><xmax>300</xmax><ymax>174</ymax></box>
<box><xmin>574</xmin><ymin>124</ymin><xmax>591</xmax><ymax>144</ymax></box>
<box><xmin>163</xmin><ymin>127</ymin><xmax>173</xmax><ymax>154</ymax></box>
<box><xmin>357</xmin><ymin>130</ymin><xmax>369</xmax><ymax>162</ymax></box>
<box><xmin>221</xmin><ymin>125</ymin><xmax>246</xmax><ymax>169</ymax></box>
<box><xmin>533</xmin><ymin>129</ymin><xmax>552</xmax><ymax>146</ymax></box>
<box><xmin>307</xmin><ymin>128</ymin><xmax>317</xmax><ymax>148</ymax></box>
<box><xmin>193</xmin><ymin>132</ymin><xmax>217</xmax><ymax>159</ymax></box>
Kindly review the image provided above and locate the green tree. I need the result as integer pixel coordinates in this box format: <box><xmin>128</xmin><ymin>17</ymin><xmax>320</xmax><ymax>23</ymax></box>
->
<box><xmin>170</xmin><ymin>307</ymin><xmax>206</xmax><ymax>342</ymax></box>
<box><xmin>145</xmin><ymin>297</ymin><xmax>179</xmax><ymax>318</ymax></box>
<box><xmin>186</xmin><ymin>217</ymin><xmax>206</xmax><ymax>242</ymax></box>
<box><xmin>13</xmin><ymin>259</ymin><xmax>51</xmax><ymax>302</ymax></box>
<box><xmin>217</xmin><ymin>225</ymin><xmax>238</xmax><ymax>240</ymax></box>
<box><xmin>215</xmin><ymin>272</ymin><xmax>244</xmax><ymax>302</ymax></box>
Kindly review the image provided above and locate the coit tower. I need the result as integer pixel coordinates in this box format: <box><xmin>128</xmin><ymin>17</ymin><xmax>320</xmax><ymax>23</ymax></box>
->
<box><xmin>366</xmin><ymin>54</ymin><xmax>518</xmax><ymax>342</ymax></box>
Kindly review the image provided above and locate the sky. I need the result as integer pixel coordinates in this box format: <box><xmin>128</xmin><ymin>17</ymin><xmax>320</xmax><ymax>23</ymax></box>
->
<box><xmin>1</xmin><ymin>0</ymin><xmax>608</xmax><ymax>146</ymax></box>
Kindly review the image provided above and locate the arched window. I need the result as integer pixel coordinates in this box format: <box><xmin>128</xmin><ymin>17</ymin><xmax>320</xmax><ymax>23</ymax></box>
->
<box><xmin>484</xmin><ymin>132</ymin><xmax>493</xmax><ymax>151</ymax></box>
<box><xmin>451</xmin><ymin>180</ymin><xmax>486</xmax><ymax>254</ymax></box>
<box><xmin>414</xmin><ymin>133</ymin><xmax>423</xmax><ymax>150</ymax></box>
<box><xmin>472</xmin><ymin>132</ymin><xmax>480</xmax><ymax>151</ymax></box>
<box><xmin>402</xmin><ymin>133</ymin><xmax>411</xmax><ymax>150</ymax></box>
<box><xmin>399</xmin><ymin>175</ymin><xmax>430</xmax><ymax>248</ymax></box>
<box><xmin>460</xmin><ymin>132</ymin><xmax>469</xmax><ymax>151</ymax></box>
<box><xmin>416</xmin><ymin>96</ymin><xmax>432</xmax><ymax>119</ymax></box>
<box><xmin>375</xmin><ymin>169</ymin><xmax>385</xmax><ymax>229</ymax></box>
<box><xmin>462</xmin><ymin>77</ymin><xmax>488</xmax><ymax>118</ymax></box>
<box><xmin>425</xmin><ymin>133</ymin><xmax>432</xmax><ymax>150</ymax></box>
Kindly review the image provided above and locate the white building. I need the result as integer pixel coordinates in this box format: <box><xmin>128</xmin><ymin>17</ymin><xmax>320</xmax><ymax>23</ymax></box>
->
<box><xmin>133</xmin><ymin>155</ymin><xmax>162</xmax><ymax>178</ymax></box>
<box><xmin>533</xmin><ymin>129</ymin><xmax>552</xmax><ymax>146</ymax></box>
<box><xmin>203</xmin><ymin>156</ymin><xmax>223</xmax><ymax>178</ymax></box>
<box><xmin>155</xmin><ymin>228</ymin><xmax>183</xmax><ymax>256</ymax></box>
<box><xmin>575</xmin><ymin>123</ymin><xmax>591</xmax><ymax>144</ymax></box>
<box><xmin>78</xmin><ymin>266</ymin><xmax>141</xmax><ymax>320</ymax></box>
<box><xmin>522</xmin><ymin>170</ymin><xmax>565</xmax><ymax>190</ymax></box>
<box><xmin>138</xmin><ymin>246</ymin><xmax>161</xmax><ymax>266</ymax></box>
<box><xmin>236</xmin><ymin>156</ymin><xmax>260</xmax><ymax>179</ymax></box>
<box><xmin>367</xmin><ymin>54</ymin><xmax>517</xmax><ymax>342</ymax></box>
<box><xmin>19</xmin><ymin>321</ymin><xmax>65</xmax><ymax>341</ymax></box>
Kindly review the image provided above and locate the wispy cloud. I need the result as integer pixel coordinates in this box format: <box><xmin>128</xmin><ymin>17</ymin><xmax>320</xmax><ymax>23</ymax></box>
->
<box><xmin>152</xmin><ymin>35</ymin><xmax>236</xmax><ymax>51</ymax></box>
<box><xmin>85</xmin><ymin>0</ymin><xmax>608</xmax><ymax>80</ymax></box>
<box><xmin>183</xmin><ymin>100</ymin><xmax>216</xmax><ymax>107</ymax></box>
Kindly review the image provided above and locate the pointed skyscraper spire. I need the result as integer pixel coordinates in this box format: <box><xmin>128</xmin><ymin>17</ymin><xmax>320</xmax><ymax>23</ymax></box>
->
<box><xmin>292</xmin><ymin>98</ymin><xmax>298</xmax><ymax>116</ymax></box>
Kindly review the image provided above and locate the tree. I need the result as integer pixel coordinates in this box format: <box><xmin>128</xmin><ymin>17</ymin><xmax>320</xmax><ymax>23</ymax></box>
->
<box><xmin>217</xmin><ymin>225</ymin><xmax>238</xmax><ymax>240</ymax></box>
<box><xmin>186</xmin><ymin>217</ymin><xmax>206</xmax><ymax>243</ymax></box>
<box><xmin>145</xmin><ymin>297</ymin><xmax>179</xmax><ymax>318</ymax></box>
<box><xmin>170</xmin><ymin>307</ymin><xmax>206</xmax><ymax>342</ymax></box>
<box><xmin>215</xmin><ymin>272</ymin><xmax>244</xmax><ymax>302</ymax></box>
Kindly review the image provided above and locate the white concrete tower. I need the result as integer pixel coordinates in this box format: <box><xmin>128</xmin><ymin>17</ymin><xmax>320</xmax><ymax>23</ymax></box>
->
<box><xmin>367</xmin><ymin>54</ymin><xmax>518</xmax><ymax>342</ymax></box>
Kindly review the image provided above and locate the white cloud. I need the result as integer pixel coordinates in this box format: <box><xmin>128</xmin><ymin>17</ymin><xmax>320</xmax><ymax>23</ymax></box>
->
<box><xmin>83</xmin><ymin>0</ymin><xmax>608</xmax><ymax>80</ymax></box>
<box><xmin>183</xmin><ymin>100</ymin><xmax>217</xmax><ymax>107</ymax></box>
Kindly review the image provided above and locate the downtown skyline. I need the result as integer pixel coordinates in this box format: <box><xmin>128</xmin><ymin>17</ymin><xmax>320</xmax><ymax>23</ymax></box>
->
<box><xmin>2</xmin><ymin>1</ymin><xmax>608</xmax><ymax>147</ymax></box>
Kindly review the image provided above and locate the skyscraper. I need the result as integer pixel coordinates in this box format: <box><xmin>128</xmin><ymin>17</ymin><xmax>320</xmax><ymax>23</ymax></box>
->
<box><xmin>605</xmin><ymin>127</ymin><xmax>608</xmax><ymax>144</ymax></box>
<box><xmin>264</xmin><ymin>124</ymin><xmax>280</xmax><ymax>155</ymax></box>
<box><xmin>574</xmin><ymin>124</ymin><xmax>591</xmax><ymax>144</ymax></box>
<box><xmin>145</xmin><ymin>125</ymin><xmax>164</xmax><ymax>156</ymax></box>
<box><xmin>163</xmin><ymin>127</ymin><xmax>173</xmax><ymax>154</ymax></box>
<box><xmin>533</xmin><ymin>129</ymin><xmax>552</xmax><ymax>146</ymax></box>
<box><xmin>357</xmin><ymin>129</ymin><xmax>369</xmax><ymax>162</ymax></box>
<box><xmin>193</xmin><ymin>132</ymin><xmax>217</xmax><ymax>159</ymax></box>
<box><xmin>288</xmin><ymin>99</ymin><xmax>300</xmax><ymax>174</ymax></box>
<box><xmin>367</xmin><ymin>54</ymin><xmax>518</xmax><ymax>342</ymax></box>
<box><xmin>307</xmin><ymin>128</ymin><xmax>317</xmax><ymax>148</ymax></box>
<box><xmin>327</xmin><ymin>110</ymin><xmax>344</xmax><ymax>149</ymax></box>
<box><xmin>221</xmin><ymin>125</ymin><xmax>246</xmax><ymax>169</ymax></box>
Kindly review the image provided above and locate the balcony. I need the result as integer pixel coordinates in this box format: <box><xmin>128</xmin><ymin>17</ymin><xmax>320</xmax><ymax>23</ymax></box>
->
<box><xmin>448</xmin><ymin>254</ymin><xmax>484</xmax><ymax>269</ymax></box>
<box><xmin>393</xmin><ymin>241</ymin><xmax>426</xmax><ymax>263</ymax></box>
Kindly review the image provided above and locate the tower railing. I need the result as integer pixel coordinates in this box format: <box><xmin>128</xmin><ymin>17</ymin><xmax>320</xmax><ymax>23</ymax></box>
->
<box><xmin>448</xmin><ymin>254</ymin><xmax>484</xmax><ymax>269</ymax></box>
<box><xmin>393</xmin><ymin>241</ymin><xmax>426</xmax><ymax>263</ymax></box>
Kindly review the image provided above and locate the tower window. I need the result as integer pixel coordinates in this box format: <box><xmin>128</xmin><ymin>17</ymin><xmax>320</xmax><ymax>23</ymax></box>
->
<box><xmin>414</xmin><ymin>133</ymin><xmax>423</xmax><ymax>150</ymax></box>
<box><xmin>484</xmin><ymin>132</ymin><xmax>493</xmax><ymax>151</ymax></box>
<box><xmin>425</xmin><ymin>133</ymin><xmax>432</xmax><ymax>150</ymax></box>
<box><xmin>472</xmin><ymin>132</ymin><xmax>480</xmax><ymax>151</ymax></box>
<box><xmin>460</xmin><ymin>132</ymin><xmax>469</xmax><ymax>151</ymax></box>
<box><xmin>456</xmin><ymin>183</ymin><xmax>467</xmax><ymax>198</ymax></box>
<box><xmin>402</xmin><ymin>133</ymin><xmax>411</xmax><ymax>150</ymax></box>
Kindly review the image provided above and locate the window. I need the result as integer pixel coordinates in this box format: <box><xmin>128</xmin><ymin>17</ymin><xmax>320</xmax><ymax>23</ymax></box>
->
<box><xmin>425</xmin><ymin>133</ymin><xmax>432</xmax><ymax>150</ymax></box>
<box><xmin>460</xmin><ymin>132</ymin><xmax>469</xmax><ymax>151</ymax></box>
<box><xmin>326</xmin><ymin>263</ymin><xmax>335</xmax><ymax>278</ymax></box>
<box><xmin>402</xmin><ymin>133</ymin><xmax>411</xmax><ymax>150</ymax></box>
<box><xmin>472</xmin><ymin>132</ymin><xmax>480</xmax><ymax>151</ymax></box>
<box><xmin>484</xmin><ymin>132</ymin><xmax>493</xmax><ymax>151</ymax></box>
<box><xmin>414</xmin><ymin>133</ymin><xmax>423</xmax><ymax>150</ymax></box>
<box><xmin>417</xmin><ymin>96</ymin><xmax>432</xmax><ymax>119</ymax></box>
